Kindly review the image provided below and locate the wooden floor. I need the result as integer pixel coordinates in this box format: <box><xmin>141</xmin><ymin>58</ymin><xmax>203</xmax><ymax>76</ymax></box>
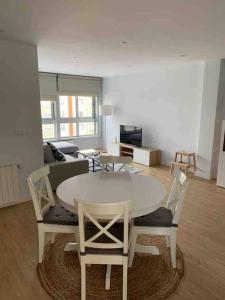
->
<box><xmin>1</xmin><ymin>165</ymin><xmax>225</xmax><ymax>300</ymax></box>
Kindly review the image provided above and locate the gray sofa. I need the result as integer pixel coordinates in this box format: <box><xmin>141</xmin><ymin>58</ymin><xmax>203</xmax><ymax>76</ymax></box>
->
<box><xmin>43</xmin><ymin>143</ymin><xmax>89</xmax><ymax>191</ymax></box>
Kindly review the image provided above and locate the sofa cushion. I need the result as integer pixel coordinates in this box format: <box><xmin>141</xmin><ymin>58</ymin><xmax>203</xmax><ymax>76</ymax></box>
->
<box><xmin>51</xmin><ymin>141</ymin><xmax>79</xmax><ymax>155</ymax></box>
<box><xmin>47</xmin><ymin>142</ymin><xmax>66</xmax><ymax>161</ymax></box>
<box><xmin>48</xmin><ymin>158</ymin><xmax>89</xmax><ymax>191</ymax></box>
<box><xmin>43</xmin><ymin>144</ymin><xmax>56</xmax><ymax>163</ymax></box>
<box><xmin>64</xmin><ymin>154</ymin><xmax>76</xmax><ymax>162</ymax></box>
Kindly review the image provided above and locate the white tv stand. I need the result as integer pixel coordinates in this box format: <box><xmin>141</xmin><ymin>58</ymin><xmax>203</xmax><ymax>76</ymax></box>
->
<box><xmin>119</xmin><ymin>143</ymin><xmax>161</xmax><ymax>167</ymax></box>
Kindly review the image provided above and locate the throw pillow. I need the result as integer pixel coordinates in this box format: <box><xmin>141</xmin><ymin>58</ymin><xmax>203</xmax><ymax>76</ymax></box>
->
<box><xmin>43</xmin><ymin>144</ymin><xmax>56</xmax><ymax>163</ymax></box>
<box><xmin>47</xmin><ymin>142</ymin><xmax>66</xmax><ymax>161</ymax></box>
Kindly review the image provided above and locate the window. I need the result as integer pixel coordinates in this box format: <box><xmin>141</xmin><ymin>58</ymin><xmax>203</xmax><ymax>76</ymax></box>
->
<box><xmin>79</xmin><ymin>122</ymin><xmax>95</xmax><ymax>136</ymax></box>
<box><xmin>78</xmin><ymin>96</ymin><xmax>94</xmax><ymax>117</ymax></box>
<box><xmin>60</xmin><ymin>123</ymin><xmax>77</xmax><ymax>137</ymax></box>
<box><xmin>40</xmin><ymin>98</ymin><xmax>56</xmax><ymax>140</ymax></box>
<box><xmin>40</xmin><ymin>95</ymin><xmax>98</xmax><ymax>140</ymax></box>
<box><xmin>59</xmin><ymin>96</ymin><xmax>76</xmax><ymax>118</ymax></box>
<box><xmin>41</xmin><ymin>101</ymin><xmax>53</xmax><ymax>119</ymax></box>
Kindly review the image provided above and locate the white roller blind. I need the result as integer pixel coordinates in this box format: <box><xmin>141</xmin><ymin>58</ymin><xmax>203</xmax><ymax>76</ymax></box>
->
<box><xmin>58</xmin><ymin>75</ymin><xmax>102</xmax><ymax>96</ymax></box>
<box><xmin>39</xmin><ymin>74</ymin><xmax>57</xmax><ymax>96</ymax></box>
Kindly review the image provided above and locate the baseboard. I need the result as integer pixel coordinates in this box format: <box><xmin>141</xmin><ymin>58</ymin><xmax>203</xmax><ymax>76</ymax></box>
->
<box><xmin>162</xmin><ymin>161</ymin><xmax>171</xmax><ymax>167</ymax></box>
<box><xmin>0</xmin><ymin>197</ymin><xmax>31</xmax><ymax>208</ymax></box>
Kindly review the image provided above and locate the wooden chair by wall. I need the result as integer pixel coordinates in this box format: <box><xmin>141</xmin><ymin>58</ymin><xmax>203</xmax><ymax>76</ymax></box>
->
<box><xmin>170</xmin><ymin>151</ymin><xmax>196</xmax><ymax>175</ymax></box>
<box><xmin>129</xmin><ymin>169</ymin><xmax>188</xmax><ymax>268</ymax></box>
<box><xmin>27</xmin><ymin>165</ymin><xmax>78</xmax><ymax>263</ymax></box>
<box><xmin>77</xmin><ymin>200</ymin><xmax>130</xmax><ymax>300</ymax></box>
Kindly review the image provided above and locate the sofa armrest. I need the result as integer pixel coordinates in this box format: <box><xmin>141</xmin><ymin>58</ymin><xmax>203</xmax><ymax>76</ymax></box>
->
<box><xmin>48</xmin><ymin>159</ymin><xmax>89</xmax><ymax>191</ymax></box>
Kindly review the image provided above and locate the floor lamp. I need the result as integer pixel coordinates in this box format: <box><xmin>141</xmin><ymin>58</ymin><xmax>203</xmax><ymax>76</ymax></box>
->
<box><xmin>101</xmin><ymin>105</ymin><xmax>113</xmax><ymax>152</ymax></box>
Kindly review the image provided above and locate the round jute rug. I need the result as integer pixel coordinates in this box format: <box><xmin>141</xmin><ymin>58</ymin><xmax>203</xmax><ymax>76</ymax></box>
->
<box><xmin>37</xmin><ymin>234</ymin><xmax>184</xmax><ymax>300</ymax></box>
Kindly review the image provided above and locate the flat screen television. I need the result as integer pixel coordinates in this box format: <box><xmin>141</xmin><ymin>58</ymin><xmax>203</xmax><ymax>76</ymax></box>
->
<box><xmin>120</xmin><ymin>125</ymin><xmax>142</xmax><ymax>147</ymax></box>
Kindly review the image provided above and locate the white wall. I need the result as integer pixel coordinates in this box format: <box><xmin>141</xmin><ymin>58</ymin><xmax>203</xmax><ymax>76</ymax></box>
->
<box><xmin>0</xmin><ymin>40</ymin><xmax>43</xmax><ymax>200</ymax></box>
<box><xmin>102</xmin><ymin>63</ymin><xmax>204</xmax><ymax>164</ymax></box>
<box><xmin>196</xmin><ymin>60</ymin><xmax>221</xmax><ymax>179</ymax></box>
<box><xmin>211</xmin><ymin>59</ymin><xmax>225</xmax><ymax>179</ymax></box>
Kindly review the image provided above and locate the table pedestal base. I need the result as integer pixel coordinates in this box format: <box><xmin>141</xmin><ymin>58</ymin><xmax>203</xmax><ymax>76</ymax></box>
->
<box><xmin>64</xmin><ymin>242</ymin><xmax>159</xmax><ymax>291</ymax></box>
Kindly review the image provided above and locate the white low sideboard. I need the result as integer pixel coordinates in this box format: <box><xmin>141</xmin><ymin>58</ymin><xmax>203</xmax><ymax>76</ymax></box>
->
<box><xmin>119</xmin><ymin>143</ymin><xmax>161</xmax><ymax>167</ymax></box>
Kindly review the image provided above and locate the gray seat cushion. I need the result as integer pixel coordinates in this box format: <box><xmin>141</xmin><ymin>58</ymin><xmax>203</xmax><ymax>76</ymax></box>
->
<box><xmin>134</xmin><ymin>207</ymin><xmax>176</xmax><ymax>227</ymax></box>
<box><xmin>39</xmin><ymin>201</ymin><xmax>78</xmax><ymax>226</ymax></box>
<box><xmin>82</xmin><ymin>222</ymin><xmax>126</xmax><ymax>256</ymax></box>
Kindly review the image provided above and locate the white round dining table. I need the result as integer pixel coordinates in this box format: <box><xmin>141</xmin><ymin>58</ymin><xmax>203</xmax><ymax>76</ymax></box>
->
<box><xmin>56</xmin><ymin>171</ymin><xmax>167</xmax><ymax>287</ymax></box>
<box><xmin>56</xmin><ymin>171</ymin><xmax>166</xmax><ymax>218</ymax></box>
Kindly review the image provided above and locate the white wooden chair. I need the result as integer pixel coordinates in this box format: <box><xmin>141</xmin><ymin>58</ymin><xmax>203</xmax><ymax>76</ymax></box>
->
<box><xmin>27</xmin><ymin>165</ymin><xmax>79</xmax><ymax>263</ymax></box>
<box><xmin>77</xmin><ymin>199</ymin><xmax>130</xmax><ymax>300</ymax></box>
<box><xmin>99</xmin><ymin>155</ymin><xmax>132</xmax><ymax>172</ymax></box>
<box><xmin>129</xmin><ymin>169</ymin><xmax>188</xmax><ymax>268</ymax></box>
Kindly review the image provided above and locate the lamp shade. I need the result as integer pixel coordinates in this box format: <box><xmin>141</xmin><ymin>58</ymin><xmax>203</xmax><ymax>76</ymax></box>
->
<box><xmin>101</xmin><ymin>105</ymin><xmax>113</xmax><ymax>116</ymax></box>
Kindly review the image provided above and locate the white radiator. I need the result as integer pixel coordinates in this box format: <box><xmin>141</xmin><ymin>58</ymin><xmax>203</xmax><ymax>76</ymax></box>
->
<box><xmin>0</xmin><ymin>164</ymin><xmax>20</xmax><ymax>207</ymax></box>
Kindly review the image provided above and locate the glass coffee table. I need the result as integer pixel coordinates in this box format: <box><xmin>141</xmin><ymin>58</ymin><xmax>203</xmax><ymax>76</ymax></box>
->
<box><xmin>77</xmin><ymin>149</ymin><xmax>102</xmax><ymax>172</ymax></box>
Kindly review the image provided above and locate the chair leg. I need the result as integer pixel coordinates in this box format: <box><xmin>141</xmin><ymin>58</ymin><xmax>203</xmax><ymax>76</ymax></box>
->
<box><xmin>38</xmin><ymin>225</ymin><xmax>45</xmax><ymax>263</ymax></box>
<box><xmin>128</xmin><ymin>231</ymin><xmax>137</xmax><ymax>267</ymax></box>
<box><xmin>170</xmin><ymin>228</ymin><xmax>177</xmax><ymax>268</ymax></box>
<box><xmin>81</xmin><ymin>259</ymin><xmax>86</xmax><ymax>300</ymax></box>
<box><xmin>165</xmin><ymin>235</ymin><xmax>170</xmax><ymax>248</ymax></box>
<box><xmin>170</xmin><ymin>163</ymin><xmax>173</xmax><ymax>174</ymax></box>
<box><xmin>123</xmin><ymin>258</ymin><xmax>128</xmax><ymax>300</ymax></box>
<box><xmin>105</xmin><ymin>264</ymin><xmax>112</xmax><ymax>290</ymax></box>
<box><xmin>75</xmin><ymin>230</ymin><xmax>81</xmax><ymax>265</ymax></box>
<box><xmin>50</xmin><ymin>233</ymin><xmax>55</xmax><ymax>244</ymax></box>
<box><xmin>175</xmin><ymin>152</ymin><xmax>178</xmax><ymax>162</ymax></box>
<box><xmin>193</xmin><ymin>153</ymin><xmax>197</xmax><ymax>171</ymax></box>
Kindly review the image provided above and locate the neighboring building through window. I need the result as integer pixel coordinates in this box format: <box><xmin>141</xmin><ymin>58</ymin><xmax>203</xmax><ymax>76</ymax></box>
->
<box><xmin>40</xmin><ymin>95</ymin><xmax>98</xmax><ymax>140</ymax></box>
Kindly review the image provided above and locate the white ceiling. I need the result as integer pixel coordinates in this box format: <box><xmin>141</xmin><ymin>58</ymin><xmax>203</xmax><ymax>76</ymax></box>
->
<box><xmin>0</xmin><ymin>0</ymin><xmax>225</xmax><ymax>77</ymax></box>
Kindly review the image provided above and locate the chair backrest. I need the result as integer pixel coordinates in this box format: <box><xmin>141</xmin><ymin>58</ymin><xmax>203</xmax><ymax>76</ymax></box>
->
<box><xmin>27</xmin><ymin>165</ymin><xmax>55</xmax><ymax>221</ymax></box>
<box><xmin>166</xmin><ymin>169</ymin><xmax>188</xmax><ymax>225</ymax></box>
<box><xmin>77</xmin><ymin>200</ymin><xmax>130</xmax><ymax>255</ymax></box>
<box><xmin>99</xmin><ymin>155</ymin><xmax>132</xmax><ymax>172</ymax></box>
